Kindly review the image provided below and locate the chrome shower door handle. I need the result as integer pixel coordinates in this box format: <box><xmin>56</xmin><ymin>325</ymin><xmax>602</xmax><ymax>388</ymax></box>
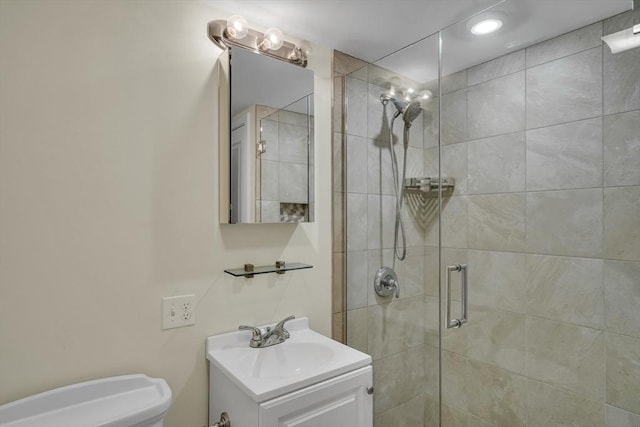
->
<box><xmin>445</xmin><ymin>264</ymin><xmax>468</xmax><ymax>329</ymax></box>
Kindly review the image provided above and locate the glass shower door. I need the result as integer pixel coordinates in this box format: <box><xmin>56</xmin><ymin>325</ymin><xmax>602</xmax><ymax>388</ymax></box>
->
<box><xmin>341</xmin><ymin>33</ymin><xmax>442</xmax><ymax>425</ymax></box>
<box><xmin>438</xmin><ymin>1</ymin><xmax>640</xmax><ymax>426</ymax></box>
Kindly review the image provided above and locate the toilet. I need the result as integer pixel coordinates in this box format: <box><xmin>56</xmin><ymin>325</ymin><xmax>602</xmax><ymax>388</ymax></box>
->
<box><xmin>0</xmin><ymin>374</ymin><xmax>171</xmax><ymax>427</ymax></box>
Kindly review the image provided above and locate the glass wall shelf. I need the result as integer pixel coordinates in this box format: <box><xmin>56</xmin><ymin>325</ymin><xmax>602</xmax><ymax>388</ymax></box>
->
<box><xmin>224</xmin><ymin>262</ymin><xmax>313</xmax><ymax>278</ymax></box>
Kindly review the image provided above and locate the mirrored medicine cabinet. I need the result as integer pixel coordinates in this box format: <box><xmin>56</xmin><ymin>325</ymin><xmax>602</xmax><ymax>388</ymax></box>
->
<box><xmin>218</xmin><ymin>46</ymin><xmax>314</xmax><ymax>224</ymax></box>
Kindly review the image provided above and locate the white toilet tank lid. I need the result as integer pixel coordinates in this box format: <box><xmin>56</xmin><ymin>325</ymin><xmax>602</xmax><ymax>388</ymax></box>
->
<box><xmin>0</xmin><ymin>374</ymin><xmax>172</xmax><ymax>427</ymax></box>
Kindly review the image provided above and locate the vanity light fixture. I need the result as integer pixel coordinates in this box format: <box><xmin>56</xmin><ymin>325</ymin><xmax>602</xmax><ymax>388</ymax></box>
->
<box><xmin>208</xmin><ymin>16</ymin><xmax>310</xmax><ymax>67</ymax></box>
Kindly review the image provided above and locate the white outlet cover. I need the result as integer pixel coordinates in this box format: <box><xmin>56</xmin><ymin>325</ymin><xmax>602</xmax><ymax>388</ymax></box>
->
<box><xmin>162</xmin><ymin>294</ymin><xmax>196</xmax><ymax>330</ymax></box>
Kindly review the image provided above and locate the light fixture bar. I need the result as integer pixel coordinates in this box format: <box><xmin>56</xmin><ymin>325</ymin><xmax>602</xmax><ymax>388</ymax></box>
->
<box><xmin>208</xmin><ymin>20</ymin><xmax>308</xmax><ymax>67</ymax></box>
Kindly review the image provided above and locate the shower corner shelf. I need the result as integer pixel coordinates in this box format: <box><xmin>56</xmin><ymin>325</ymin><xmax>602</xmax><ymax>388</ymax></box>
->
<box><xmin>404</xmin><ymin>177</ymin><xmax>455</xmax><ymax>194</ymax></box>
<box><xmin>224</xmin><ymin>261</ymin><xmax>313</xmax><ymax>278</ymax></box>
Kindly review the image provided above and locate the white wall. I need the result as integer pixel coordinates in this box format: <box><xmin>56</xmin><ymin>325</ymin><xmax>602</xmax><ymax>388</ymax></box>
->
<box><xmin>0</xmin><ymin>1</ymin><xmax>332</xmax><ymax>425</ymax></box>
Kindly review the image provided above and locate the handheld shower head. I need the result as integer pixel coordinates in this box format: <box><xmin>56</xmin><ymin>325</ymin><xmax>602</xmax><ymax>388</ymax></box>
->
<box><xmin>380</xmin><ymin>94</ymin><xmax>423</xmax><ymax>126</ymax></box>
<box><xmin>402</xmin><ymin>101</ymin><xmax>422</xmax><ymax>126</ymax></box>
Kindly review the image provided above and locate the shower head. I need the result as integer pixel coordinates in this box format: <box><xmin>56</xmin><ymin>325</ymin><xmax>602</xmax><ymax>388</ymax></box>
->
<box><xmin>402</xmin><ymin>101</ymin><xmax>422</xmax><ymax>126</ymax></box>
<box><xmin>390</xmin><ymin>98</ymin><xmax>408</xmax><ymax>115</ymax></box>
<box><xmin>380</xmin><ymin>94</ymin><xmax>423</xmax><ymax>126</ymax></box>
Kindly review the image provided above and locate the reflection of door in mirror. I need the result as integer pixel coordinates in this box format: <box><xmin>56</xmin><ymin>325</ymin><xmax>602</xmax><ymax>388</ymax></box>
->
<box><xmin>230</xmin><ymin>110</ymin><xmax>255</xmax><ymax>223</ymax></box>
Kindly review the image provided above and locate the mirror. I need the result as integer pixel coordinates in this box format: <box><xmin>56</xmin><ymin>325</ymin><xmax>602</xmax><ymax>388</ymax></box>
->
<box><xmin>222</xmin><ymin>47</ymin><xmax>314</xmax><ymax>224</ymax></box>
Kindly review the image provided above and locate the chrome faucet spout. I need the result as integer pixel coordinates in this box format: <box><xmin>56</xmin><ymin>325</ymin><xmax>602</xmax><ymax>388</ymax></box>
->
<box><xmin>239</xmin><ymin>315</ymin><xmax>295</xmax><ymax>348</ymax></box>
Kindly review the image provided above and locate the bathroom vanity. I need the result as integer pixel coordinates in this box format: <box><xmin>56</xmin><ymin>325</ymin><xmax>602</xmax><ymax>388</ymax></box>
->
<box><xmin>206</xmin><ymin>317</ymin><xmax>372</xmax><ymax>426</ymax></box>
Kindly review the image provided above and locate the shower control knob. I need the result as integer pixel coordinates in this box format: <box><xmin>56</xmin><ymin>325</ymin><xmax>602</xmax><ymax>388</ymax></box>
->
<box><xmin>374</xmin><ymin>266</ymin><xmax>400</xmax><ymax>298</ymax></box>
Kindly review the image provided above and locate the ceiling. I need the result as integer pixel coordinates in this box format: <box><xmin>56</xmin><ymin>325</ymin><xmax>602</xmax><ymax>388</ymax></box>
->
<box><xmin>205</xmin><ymin>0</ymin><xmax>630</xmax><ymax>67</ymax></box>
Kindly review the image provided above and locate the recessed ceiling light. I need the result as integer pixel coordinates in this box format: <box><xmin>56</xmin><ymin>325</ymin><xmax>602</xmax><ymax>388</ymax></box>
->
<box><xmin>470</xmin><ymin>18</ymin><xmax>503</xmax><ymax>35</ymax></box>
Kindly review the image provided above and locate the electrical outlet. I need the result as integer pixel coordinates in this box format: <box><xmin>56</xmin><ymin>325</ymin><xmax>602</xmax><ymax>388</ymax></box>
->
<box><xmin>162</xmin><ymin>294</ymin><xmax>196</xmax><ymax>330</ymax></box>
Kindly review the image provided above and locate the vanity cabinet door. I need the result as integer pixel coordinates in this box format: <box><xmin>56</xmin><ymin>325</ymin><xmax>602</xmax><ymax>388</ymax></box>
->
<box><xmin>259</xmin><ymin>366</ymin><xmax>373</xmax><ymax>427</ymax></box>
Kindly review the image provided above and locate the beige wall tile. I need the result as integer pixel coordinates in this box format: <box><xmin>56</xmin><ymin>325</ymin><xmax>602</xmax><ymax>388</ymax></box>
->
<box><xmin>367</xmin><ymin>194</ymin><xmax>396</xmax><ymax>250</ymax></box>
<box><xmin>526</xmin><ymin>22</ymin><xmax>603</xmax><ymax>67</ymax></box>
<box><xmin>526</xmin><ymin>379</ymin><xmax>604</xmax><ymax>427</ymax></box>
<box><xmin>468</xmin><ymin>72</ymin><xmax>525</xmax><ymax>140</ymax></box>
<box><xmin>332</xmin><ymin>252</ymin><xmax>344</xmax><ymax>313</ymax></box>
<box><xmin>606</xmin><ymin>405</ymin><xmax>640</xmax><ymax>427</ymax></box>
<box><xmin>527</xmin><ymin>317</ymin><xmax>604</xmax><ymax>399</ymax></box>
<box><xmin>466</xmin><ymin>305</ymin><xmax>526</xmax><ymax>374</ymax></box>
<box><xmin>606</xmin><ymin>333</ymin><xmax>640</xmax><ymax>414</ymax></box>
<box><xmin>440</xmin><ymin>196</ymin><xmax>469</xmax><ymax>249</ymax></box>
<box><xmin>346</xmin><ymin>250</ymin><xmax>368</xmax><ymax>309</ymax></box>
<box><xmin>346</xmin><ymin>193</ymin><xmax>368</xmax><ymax>250</ymax></box>
<box><xmin>424</xmin><ymin>246</ymin><xmax>439</xmax><ymax>297</ymax></box>
<box><xmin>468</xmin><ymin>50</ymin><xmax>525</xmax><ymax>86</ymax></box>
<box><xmin>346</xmin><ymin>134</ymin><xmax>369</xmax><ymax>193</ymax></box>
<box><xmin>367</xmin><ymin>296</ymin><xmax>425</xmax><ymax>359</ymax></box>
<box><xmin>604</xmin><ymin>186</ymin><xmax>640</xmax><ymax>261</ymax></box>
<box><xmin>526</xmin><ymin>47</ymin><xmax>602</xmax><ymax>129</ymax></box>
<box><xmin>526</xmin><ymin>254</ymin><xmax>604</xmax><ymax>328</ymax></box>
<box><xmin>442</xmin><ymin>142</ymin><xmax>468</xmax><ymax>196</ymax></box>
<box><xmin>405</xmin><ymin>394</ymin><xmax>426</xmax><ymax>427</ymax></box>
<box><xmin>442</xmin><ymin>350</ymin><xmax>468</xmax><ymax>411</ymax></box>
<box><xmin>468</xmin><ymin>250</ymin><xmax>527</xmax><ymax>313</ymax></box>
<box><xmin>604</xmin><ymin>110</ymin><xmax>640</xmax><ymax>186</ymax></box>
<box><xmin>442</xmin><ymin>403</ymin><xmax>469</xmax><ymax>427</ymax></box>
<box><xmin>424</xmin><ymin>344</ymin><xmax>440</xmax><ymax>396</ymax></box>
<box><xmin>467</xmin><ymin>132</ymin><xmax>525</xmax><ymax>194</ymax></box>
<box><xmin>373</xmin><ymin>352</ymin><xmax>408</xmax><ymax>414</ymax></box>
<box><xmin>526</xmin><ymin>189</ymin><xmax>603</xmax><ymax>258</ymax></box>
<box><xmin>373</xmin><ymin>348</ymin><xmax>426</xmax><ymax>415</ymax></box>
<box><xmin>403</xmin><ymin>246</ymin><xmax>426</xmax><ymax>299</ymax></box>
<box><xmin>346</xmin><ymin>307</ymin><xmax>368</xmax><ymax>353</ymax></box>
<box><xmin>424</xmin><ymin>295</ymin><xmax>440</xmax><ymax>348</ymax></box>
<box><xmin>442</xmin><ymin>89</ymin><xmax>468</xmax><ymax>145</ymax></box>
<box><xmin>526</xmin><ymin>117</ymin><xmax>603</xmax><ymax>191</ymax></box>
<box><xmin>604</xmin><ymin>260</ymin><xmax>640</xmax><ymax>337</ymax></box>
<box><xmin>468</xmin><ymin>193</ymin><xmax>525</xmax><ymax>251</ymax></box>
<box><xmin>442</xmin><ymin>70</ymin><xmax>467</xmax><ymax>94</ymax></box>
<box><xmin>467</xmin><ymin>359</ymin><xmax>527</xmax><ymax>427</ymax></box>
<box><xmin>345</xmin><ymin>76</ymin><xmax>368</xmax><ymax>137</ymax></box>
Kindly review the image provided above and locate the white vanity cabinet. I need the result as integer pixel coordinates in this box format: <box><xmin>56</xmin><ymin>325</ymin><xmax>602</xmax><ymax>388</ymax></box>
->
<box><xmin>260</xmin><ymin>366</ymin><xmax>372</xmax><ymax>426</ymax></box>
<box><xmin>206</xmin><ymin>317</ymin><xmax>373</xmax><ymax>427</ymax></box>
<box><xmin>210</xmin><ymin>365</ymin><xmax>372</xmax><ymax>427</ymax></box>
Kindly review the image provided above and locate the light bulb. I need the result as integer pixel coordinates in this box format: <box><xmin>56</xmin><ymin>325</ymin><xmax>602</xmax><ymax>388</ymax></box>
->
<box><xmin>262</xmin><ymin>27</ymin><xmax>284</xmax><ymax>51</ymax></box>
<box><xmin>470</xmin><ymin>18</ymin><xmax>502</xmax><ymax>35</ymax></box>
<box><xmin>226</xmin><ymin>15</ymin><xmax>248</xmax><ymax>39</ymax></box>
<box><xmin>421</xmin><ymin>90</ymin><xmax>433</xmax><ymax>100</ymax></box>
<box><xmin>407</xmin><ymin>88</ymin><xmax>415</xmax><ymax>94</ymax></box>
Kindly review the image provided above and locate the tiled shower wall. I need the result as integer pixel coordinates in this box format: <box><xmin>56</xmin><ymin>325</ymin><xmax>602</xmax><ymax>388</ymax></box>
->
<box><xmin>333</xmin><ymin>10</ymin><xmax>639</xmax><ymax>427</ymax></box>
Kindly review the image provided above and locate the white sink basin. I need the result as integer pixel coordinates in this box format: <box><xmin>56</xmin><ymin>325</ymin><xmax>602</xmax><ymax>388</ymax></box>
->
<box><xmin>206</xmin><ymin>317</ymin><xmax>371</xmax><ymax>402</ymax></box>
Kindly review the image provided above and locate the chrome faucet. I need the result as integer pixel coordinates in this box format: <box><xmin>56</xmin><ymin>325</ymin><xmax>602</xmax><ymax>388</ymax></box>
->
<box><xmin>238</xmin><ymin>315</ymin><xmax>295</xmax><ymax>348</ymax></box>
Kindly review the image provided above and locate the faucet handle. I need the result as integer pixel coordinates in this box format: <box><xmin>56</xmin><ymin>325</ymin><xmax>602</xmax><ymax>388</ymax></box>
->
<box><xmin>274</xmin><ymin>315</ymin><xmax>295</xmax><ymax>338</ymax></box>
<box><xmin>239</xmin><ymin>325</ymin><xmax>262</xmax><ymax>344</ymax></box>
